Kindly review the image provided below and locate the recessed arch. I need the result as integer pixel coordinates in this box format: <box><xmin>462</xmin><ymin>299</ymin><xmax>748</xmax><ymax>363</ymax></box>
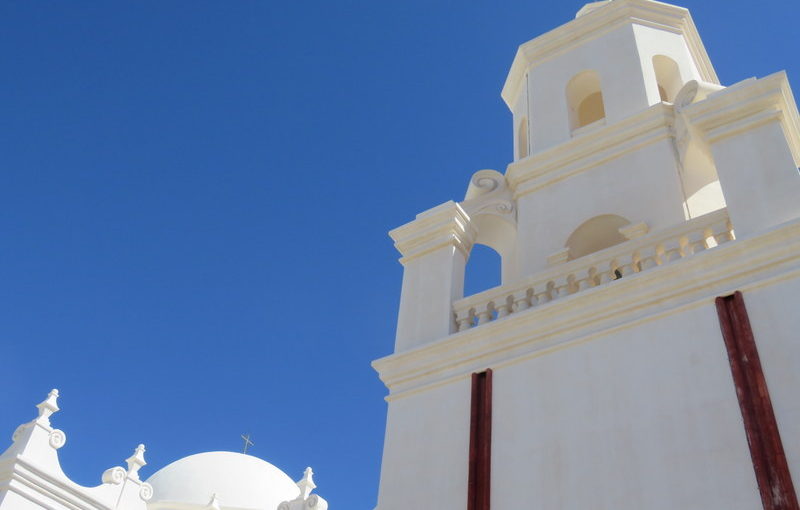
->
<box><xmin>566</xmin><ymin>70</ymin><xmax>606</xmax><ymax>130</ymax></box>
<box><xmin>565</xmin><ymin>214</ymin><xmax>631</xmax><ymax>260</ymax></box>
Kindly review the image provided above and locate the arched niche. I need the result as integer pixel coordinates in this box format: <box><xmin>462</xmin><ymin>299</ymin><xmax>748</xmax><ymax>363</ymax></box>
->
<box><xmin>566</xmin><ymin>70</ymin><xmax>606</xmax><ymax>131</ymax></box>
<box><xmin>565</xmin><ymin>214</ymin><xmax>631</xmax><ymax>260</ymax></box>
<box><xmin>653</xmin><ymin>55</ymin><xmax>683</xmax><ymax>103</ymax></box>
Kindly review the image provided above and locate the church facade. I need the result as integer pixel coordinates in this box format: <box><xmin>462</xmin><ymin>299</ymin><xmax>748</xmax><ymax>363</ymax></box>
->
<box><xmin>3</xmin><ymin>0</ymin><xmax>800</xmax><ymax>509</ymax></box>
<box><xmin>374</xmin><ymin>0</ymin><xmax>800</xmax><ymax>509</ymax></box>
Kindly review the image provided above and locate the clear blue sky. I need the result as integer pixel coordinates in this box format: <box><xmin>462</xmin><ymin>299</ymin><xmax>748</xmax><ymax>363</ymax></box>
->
<box><xmin>1</xmin><ymin>1</ymin><xmax>798</xmax><ymax>508</ymax></box>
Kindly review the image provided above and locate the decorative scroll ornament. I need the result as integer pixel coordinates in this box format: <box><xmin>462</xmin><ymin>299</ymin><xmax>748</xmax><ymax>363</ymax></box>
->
<box><xmin>278</xmin><ymin>502</ymin><xmax>291</xmax><ymax>510</ymax></box>
<box><xmin>461</xmin><ymin>169</ymin><xmax>516</xmax><ymax>221</ymax></box>
<box><xmin>48</xmin><ymin>429</ymin><xmax>66</xmax><ymax>449</ymax></box>
<box><xmin>306</xmin><ymin>494</ymin><xmax>320</xmax><ymax>508</ymax></box>
<box><xmin>101</xmin><ymin>466</ymin><xmax>127</xmax><ymax>485</ymax></box>
<box><xmin>139</xmin><ymin>482</ymin><xmax>154</xmax><ymax>501</ymax></box>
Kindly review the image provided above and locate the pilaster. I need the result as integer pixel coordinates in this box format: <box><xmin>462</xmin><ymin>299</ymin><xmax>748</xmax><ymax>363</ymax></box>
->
<box><xmin>390</xmin><ymin>201</ymin><xmax>476</xmax><ymax>352</ymax></box>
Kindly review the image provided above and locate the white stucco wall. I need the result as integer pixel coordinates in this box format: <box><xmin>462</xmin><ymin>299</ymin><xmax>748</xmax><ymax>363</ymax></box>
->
<box><xmin>515</xmin><ymin>138</ymin><xmax>687</xmax><ymax>276</ymax></box>
<box><xmin>739</xmin><ymin>278</ymin><xmax>800</xmax><ymax>489</ymax></box>
<box><xmin>528</xmin><ymin>24</ymin><xmax>649</xmax><ymax>152</ymax></box>
<box><xmin>491</xmin><ymin>302</ymin><xmax>762</xmax><ymax>509</ymax></box>
<box><xmin>376</xmin><ymin>379</ymin><xmax>471</xmax><ymax>510</ymax></box>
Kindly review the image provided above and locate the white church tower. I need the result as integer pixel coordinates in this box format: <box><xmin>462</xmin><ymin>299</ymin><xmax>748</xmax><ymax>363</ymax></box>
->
<box><xmin>374</xmin><ymin>1</ymin><xmax>800</xmax><ymax>509</ymax></box>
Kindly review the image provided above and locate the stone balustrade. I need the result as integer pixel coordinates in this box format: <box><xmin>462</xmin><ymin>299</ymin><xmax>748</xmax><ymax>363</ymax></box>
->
<box><xmin>453</xmin><ymin>209</ymin><xmax>734</xmax><ymax>331</ymax></box>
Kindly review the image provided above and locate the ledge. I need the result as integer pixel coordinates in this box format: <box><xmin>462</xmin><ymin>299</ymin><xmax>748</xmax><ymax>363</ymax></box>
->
<box><xmin>505</xmin><ymin>103</ymin><xmax>675</xmax><ymax>197</ymax></box>
<box><xmin>681</xmin><ymin>72</ymin><xmax>800</xmax><ymax>164</ymax></box>
<box><xmin>389</xmin><ymin>201</ymin><xmax>476</xmax><ymax>263</ymax></box>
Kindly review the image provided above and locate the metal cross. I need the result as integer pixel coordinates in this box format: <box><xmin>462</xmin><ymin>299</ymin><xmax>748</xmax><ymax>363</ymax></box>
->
<box><xmin>241</xmin><ymin>433</ymin><xmax>254</xmax><ymax>454</ymax></box>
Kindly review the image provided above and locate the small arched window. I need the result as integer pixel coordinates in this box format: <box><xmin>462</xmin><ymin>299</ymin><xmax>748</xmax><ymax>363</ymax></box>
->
<box><xmin>566</xmin><ymin>70</ymin><xmax>606</xmax><ymax>131</ymax></box>
<box><xmin>653</xmin><ymin>55</ymin><xmax>682</xmax><ymax>103</ymax></box>
<box><xmin>517</xmin><ymin>118</ymin><xmax>529</xmax><ymax>160</ymax></box>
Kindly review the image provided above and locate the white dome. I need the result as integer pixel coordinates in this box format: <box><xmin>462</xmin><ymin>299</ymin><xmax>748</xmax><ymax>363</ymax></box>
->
<box><xmin>146</xmin><ymin>451</ymin><xmax>300</xmax><ymax>510</ymax></box>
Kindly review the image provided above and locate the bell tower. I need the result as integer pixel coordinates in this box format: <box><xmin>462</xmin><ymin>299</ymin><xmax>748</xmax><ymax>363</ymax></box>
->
<box><xmin>375</xmin><ymin>0</ymin><xmax>800</xmax><ymax>509</ymax></box>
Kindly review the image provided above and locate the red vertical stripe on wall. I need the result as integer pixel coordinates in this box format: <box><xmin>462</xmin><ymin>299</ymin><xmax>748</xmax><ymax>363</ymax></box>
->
<box><xmin>468</xmin><ymin>369</ymin><xmax>492</xmax><ymax>510</ymax></box>
<box><xmin>716</xmin><ymin>291</ymin><xmax>799</xmax><ymax>510</ymax></box>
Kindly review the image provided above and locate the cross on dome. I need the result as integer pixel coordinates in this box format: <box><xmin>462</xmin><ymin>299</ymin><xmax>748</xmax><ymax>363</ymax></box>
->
<box><xmin>240</xmin><ymin>433</ymin><xmax>254</xmax><ymax>454</ymax></box>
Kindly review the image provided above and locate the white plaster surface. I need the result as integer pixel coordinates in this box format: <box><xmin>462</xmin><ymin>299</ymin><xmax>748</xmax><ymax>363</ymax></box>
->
<box><xmin>147</xmin><ymin>451</ymin><xmax>300</xmax><ymax>510</ymax></box>
<box><xmin>376</xmin><ymin>379</ymin><xmax>471</xmax><ymax>510</ymax></box>
<box><xmin>491</xmin><ymin>302</ymin><xmax>761</xmax><ymax>509</ymax></box>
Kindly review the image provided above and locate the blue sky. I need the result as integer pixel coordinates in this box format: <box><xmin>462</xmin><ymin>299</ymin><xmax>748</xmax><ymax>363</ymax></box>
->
<box><xmin>1</xmin><ymin>1</ymin><xmax>798</xmax><ymax>508</ymax></box>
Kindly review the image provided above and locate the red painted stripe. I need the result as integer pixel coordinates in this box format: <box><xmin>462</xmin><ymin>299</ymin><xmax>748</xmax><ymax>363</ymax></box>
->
<box><xmin>468</xmin><ymin>369</ymin><xmax>492</xmax><ymax>510</ymax></box>
<box><xmin>716</xmin><ymin>291</ymin><xmax>798</xmax><ymax>510</ymax></box>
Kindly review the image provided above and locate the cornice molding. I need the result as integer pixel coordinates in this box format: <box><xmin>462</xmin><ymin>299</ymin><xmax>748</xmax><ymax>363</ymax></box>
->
<box><xmin>502</xmin><ymin>0</ymin><xmax>718</xmax><ymax>108</ymax></box>
<box><xmin>506</xmin><ymin>104</ymin><xmax>675</xmax><ymax>197</ymax></box>
<box><xmin>681</xmin><ymin>72</ymin><xmax>800</xmax><ymax>164</ymax></box>
<box><xmin>373</xmin><ymin>217</ymin><xmax>800</xmax><ymax>400</ymax></box>
<box><xmin>389</xmin><ymin>201</ymin><xmax>476</xmax><ymax>264</ymax></box>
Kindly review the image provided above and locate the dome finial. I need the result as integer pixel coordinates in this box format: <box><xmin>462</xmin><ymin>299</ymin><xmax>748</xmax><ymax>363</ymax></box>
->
<box><xmin>297</xmin><ymin>467</ymin><xmax>317</xmax><ymax>500</ymax></box>
<box><xmin>125</xmin><ymin>444</ymin><xmax>147</xmax><ymax>481</ymax></box>
<box><xmin>35</xmin><ymin>389</ymin><xmax>60</xmax><ymax>427</ymax></box>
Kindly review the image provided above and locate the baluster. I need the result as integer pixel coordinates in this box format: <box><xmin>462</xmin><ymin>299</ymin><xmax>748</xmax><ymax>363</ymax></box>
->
<box><xmin>638</xmin><ymin>246</ymin><xmax>659</xmax><ymax>270</ymax></box>
<box><xmin>495</xmin><ymin>296</ymin><xmax>512</xmax><ymax>319</ymax></box>
<box><xmin>562</xmin><ymin>274</ymin><xmax>576</xmax><ymax>295</ymax></box>
<box><xmin>661</xmin><ymin>239</ymin><xmax>682</xmax><ymax>263</ymax></box>
<box><xmin>713</xmin><ymin>219</ymin><xmax>735</xmax><ymax>244</ymax></box>
<box><xmin>544</xmin><ymin>281</ymin><xmax>557</xmax><ymax>300</ymax></box>
<box><xmin>576</xmin><ymin>269</ymin><xmax>594</xmax><ymax>291</ymax></box>
<box><xmin>685</xmin><ymin>229</ymin><xmax>708</xmax><ymax>255</ymax></box>
<box><xmin>596</xmin><ymin>262</ymin><xmax>615</xmax><ymax>284</ymax></box>
<box><xmin>615</xmin><ymin>255</ymin><xmax>636</xmax><ymax>277</ymax></box>
<box><xmin>455</xmin><ymin>308</ymin><xmax>473</xmax><ymax>332</ymax></box>
<box><xmin>512</xmin><ymin>290</ymin><xmax>530</xmax><ymax>313</ymax></box>
<box><xmin>476</xmin><ymin>303</ymin><xmax>492</xmax><ymax>325</ymax></box>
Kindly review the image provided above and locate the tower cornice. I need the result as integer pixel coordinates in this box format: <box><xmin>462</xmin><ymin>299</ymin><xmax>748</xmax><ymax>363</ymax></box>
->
<box><xmin>389</xmin><ymin>201</ymin><xmax>476</xmax><ymax>264</ymax></box>
<box><xmin>501</xmin><ymin>0</ymin><xmax>719</xmax><ymax>109</ymax></box>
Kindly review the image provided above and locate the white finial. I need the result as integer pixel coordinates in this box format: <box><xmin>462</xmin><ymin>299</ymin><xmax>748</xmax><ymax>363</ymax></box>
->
<box><xmin>35</xmin><ymin>389</ymin><xmax>60</xmax><ymax>426</ymax></box>
<box><xmin>206</xmin><ymin>493</ymin><xmax>221</xmax><ymax>510</ymax></box>
<box><xmin>297</xmin><ymin>467</ymin><xmax>317</xmax><ymax>500</ymax></box>
<box><xmin>125</xmin><ymin>444</ymin><xmax>147</xmax><ymax>481</ymax></box>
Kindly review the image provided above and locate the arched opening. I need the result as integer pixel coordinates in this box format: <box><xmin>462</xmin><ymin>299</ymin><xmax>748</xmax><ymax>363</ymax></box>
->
<box><xmin>517</xmin><ymin>118</ymin><xmax>529</xmax><ymax>160</ymax></box>
<box><xmin>565</xmin><ymin>214</ymin><xmax>631</xmax><ymax>260</ymax></box>
<box><xmin>566</xmin><ymin>70</ymin><xmax>606</xmax><ymax>131</ymax></box>
<box><xmin>653</xmin><ymin>55</ymin><xmax>682</xmax><ymax>103</ymax></box>
<box><xmin>464</xmin><ymin>244</ymin><xmax>502</xmax><ymax>296</ymax></box>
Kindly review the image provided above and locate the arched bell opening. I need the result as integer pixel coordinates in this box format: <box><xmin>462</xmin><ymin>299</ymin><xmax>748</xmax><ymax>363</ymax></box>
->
<box><xmin>566</xmin><ymin>70</ymin><xmax>606</xmax><ymax>131</ymax></box>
